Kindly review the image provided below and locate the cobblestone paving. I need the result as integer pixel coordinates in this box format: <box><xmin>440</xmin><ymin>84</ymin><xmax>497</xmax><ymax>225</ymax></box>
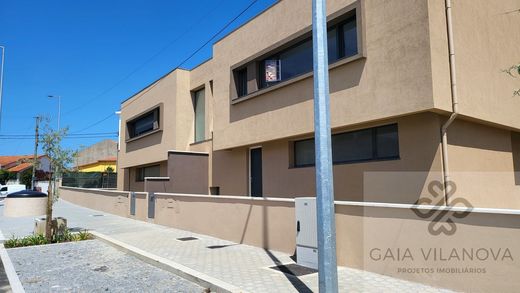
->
<box><xmin>0</xmin><ymin>201</ymin><xmax>455</xmax><ymax>293</ymax></box>
<box><xmin>7</xmin><ymin>240</ymin><xmax>206</xmax><ymax>293</ymax></box>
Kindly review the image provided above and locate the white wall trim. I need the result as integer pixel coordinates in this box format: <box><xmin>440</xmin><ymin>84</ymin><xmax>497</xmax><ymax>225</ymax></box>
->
<box><xmin>59</xmin><ymin>186</ymin><xmax>520</xmax><ymax>216</ymax></box>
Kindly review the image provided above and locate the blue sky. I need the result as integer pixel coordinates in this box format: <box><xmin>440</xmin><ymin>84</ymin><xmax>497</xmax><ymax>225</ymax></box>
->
<box><xmin>0</xmin><ymin>0</ymin><xmax>277</xmax><ymax>155</ymax></box>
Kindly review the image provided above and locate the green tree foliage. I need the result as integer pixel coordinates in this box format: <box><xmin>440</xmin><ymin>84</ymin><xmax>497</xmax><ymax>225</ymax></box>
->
<box><xmin>0</xmin><ymin>170</ymin><xmax>15</xmax><ymax>185</ymax></box>
<box><xmin>19</xmin><ymin>169</ymin><xmax>33</xmax><ymax>188</ymax></box>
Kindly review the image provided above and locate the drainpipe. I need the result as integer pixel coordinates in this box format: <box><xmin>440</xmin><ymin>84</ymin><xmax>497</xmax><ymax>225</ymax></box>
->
<box><xmin>441</xmin><ymin>0</ymin><xmax>459</xmax><ymax>205</ymax></box>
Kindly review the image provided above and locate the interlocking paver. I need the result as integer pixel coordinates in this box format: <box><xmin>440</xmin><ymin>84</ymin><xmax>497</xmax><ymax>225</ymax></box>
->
<box><xmin>0</xmin><ymin>200</ymin><xmax>455</xmax><ymax>292</ymax></box>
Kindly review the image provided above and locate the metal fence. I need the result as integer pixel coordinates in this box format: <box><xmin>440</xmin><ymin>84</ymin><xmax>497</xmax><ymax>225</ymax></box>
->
<box><xmin>62</xmin><ymin>172</ymin><xmax>117</xmax><ymax>189</ymax></box>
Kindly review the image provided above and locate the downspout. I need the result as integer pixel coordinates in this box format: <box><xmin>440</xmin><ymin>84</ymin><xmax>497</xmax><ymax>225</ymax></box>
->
<box><xmin>441</xmin><ymin>0</ymin><xmax>459</xmax><ymax>205</ymax></box>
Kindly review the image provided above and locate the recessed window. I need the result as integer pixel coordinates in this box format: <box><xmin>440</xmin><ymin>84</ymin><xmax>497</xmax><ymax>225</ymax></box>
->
<box><xmin>234</xmin><ymin>12</ymin><xmax>358</xmax><ymax>98</ymax></box>
<box><xmin>193</xmin><ymin>88</ymin><xmax>206</xmax><ymax>143</ymax></box>
<box><xmin>127</xmin><ymin>107</ymin><xmax>160</xmax><ymax>139</ymax></box>
<box><xmin>136</xmin><ymin>165</ymin><xmax>160</xmax><ymax>182</ymax></box>
<box><xmin>236</xmin><ymin>67</ymin><xmax>248</xmax><ymax>97</ymax></box>
<box><xmin>294</xmin><ymin>138</ymin><xmax>315</xmax><ymax>167</ymax></box>
<box><xmin>293</xmin><ymin>124</ymin><xmax>399</xmax><ymax>167</ymax></box>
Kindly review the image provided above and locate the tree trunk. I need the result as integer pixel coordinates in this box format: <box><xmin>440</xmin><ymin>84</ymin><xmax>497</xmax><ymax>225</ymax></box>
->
<box><xmin>45</xmin><ymin>170</ymin><xmax>53</xmax><ymax>242</ymax></box>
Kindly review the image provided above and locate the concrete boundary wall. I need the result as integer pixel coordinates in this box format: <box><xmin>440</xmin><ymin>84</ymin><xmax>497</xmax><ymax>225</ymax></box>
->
<box><xmin>154</xmin><ymin>192</ymin><xmax>296</xmax><ymax>254</ymax></box>
<box><xmin>59</xmin><ymin>187</ymin><xmax>520</xmax><ymax>292</ymax></box>
<box><xmin>60</xmin><ymin>187</ymin><xmax>131</xmax><ymax>217</ymax></box>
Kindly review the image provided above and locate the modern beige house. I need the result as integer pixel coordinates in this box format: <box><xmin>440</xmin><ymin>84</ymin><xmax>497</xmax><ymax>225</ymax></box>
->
<box><xmin>117</xmin><ymin>0</ymin><xmax>520</xmax><ymax>209</ymax></box>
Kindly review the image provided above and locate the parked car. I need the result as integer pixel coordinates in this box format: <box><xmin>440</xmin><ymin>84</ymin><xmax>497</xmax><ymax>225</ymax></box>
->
<box><xmin>0</xmin><ymin>184</ymin><xmax>26</xmax><ymax>198</ymax></box>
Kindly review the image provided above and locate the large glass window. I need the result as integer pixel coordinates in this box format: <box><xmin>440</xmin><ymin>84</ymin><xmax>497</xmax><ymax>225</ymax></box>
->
<box><xmin>293</xmin><ymin>124</ymin><xmax>399</xmax><ymax>167</ymax></box>
<box><xmin>193</xmin><ymin>88</ymin><xmax>206</xmax><ymax>143</ymax></box>
<box><xmin>294</xmin><ymin>138</ymin><xmax>315</xmax><ymax>167</ymax></box>
<box><xmin>136</xmin><ymin>165</ymin><xmax>161</xmax><ymax>182</ymax></box>
<box><xmin>342</xmin><ymin>18</ymin><xmax>358</xmax><ymax>58</ymax></box>
<box><xmin>332</xmin><ymin>129</ymin><xmax>373</xmax><ymax>163</ymax></box>
<box><xmin>127</xmin><ymin>107</ymin><xmax>160</xmax><ymax>139</ymax></box>
<box><xmin>255</xmin><ymin>14</ymin><xmax>358</xmax><ymax>91</ymax></box>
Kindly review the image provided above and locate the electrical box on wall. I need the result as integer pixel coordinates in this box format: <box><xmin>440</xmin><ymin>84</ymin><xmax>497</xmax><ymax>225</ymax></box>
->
<box><xmin>295</xmin><ymin>197</ymin><xmax>318</xmax><ymax>269</ymax></box>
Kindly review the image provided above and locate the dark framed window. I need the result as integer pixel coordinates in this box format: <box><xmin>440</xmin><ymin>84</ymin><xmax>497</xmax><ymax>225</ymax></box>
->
<box><xmin>235</xmin><ymin>13</ymin><xmax>358</xmax><ymax>95</ymax></box>
<box><xmin>193</xmin><ymin>88</ymin><xmax>205</xmax><ymax>143</ymax></box>
<box><xmin>236</xmin><ymin>67</ymin><xmax>248</xmax><ymax>97</ymax></box>
<box><xmin>127</xmin><ymin>107</ymin><xmax>160</xmax><ymax>139</ymax></box>
<box><xmin>135</xmin><ymin>165</ymin><xmax>161</xmax><ymax>182</ymax></box>
<box><xmin>293</xmin><ymin>124</ymin><xmax>399</xmax><ymax>167</ymax></box>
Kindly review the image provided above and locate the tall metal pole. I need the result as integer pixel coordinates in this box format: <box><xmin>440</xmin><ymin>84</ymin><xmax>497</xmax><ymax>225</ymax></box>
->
<box><xmin>31</xmin><ymin>116</ymin><xmax>41</xmax><ymax>190</ymax></box>
<box><xmin>47</xmin><ymin>95</ymin><xmax>61</xmax><ymax>131</ymax></box>
<box><xmin>312</xmin><ymin>0</ymin><xmax>339</xmax><ymax>292</ymax></box>
<box><xmin>0</xmin><ymin>46</ymin><xmax>5</xmax><ymax>130</ymax></box>
<box><xmin>47</xmin><ymin>95</ymin><xmax>61</xmax><ymax>196</ymax></box>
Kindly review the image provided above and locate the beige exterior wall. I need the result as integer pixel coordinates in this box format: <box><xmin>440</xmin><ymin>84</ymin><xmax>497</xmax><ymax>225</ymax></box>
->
<box><xmin>60</xmin><ymin>187</ymin><xmax>129</xmax><ymax>217</ymax></box>
<box><xmin>142</xmin><ymin>152</ymin><xmax>209</xmax><ymax>194</ymax></box>
<box><xmin>214</xmin><ymin>113</ymin><xmax>444</xmax><ymax>202</ymax></box>
<box><xmin>154</xmin><ymin>194</ymin><xmax>296</xmax><ymax>254</ymax></box>
<box><xmin>212</xmin><ymin>0</ymin><xmax>438</xmax><ymax>150</ymax></box>
<box><xmin>117</xmin><ymin>69</ymin><xmax>196</xmax><ymax>190</ymax></box>
<box><xmin>428</xmin><ymin>0</ymin><xmax>520</xmax><ymax>127</ymax></box>
<box><xmin>445</xmin><ymin>0</ymin><xmax>520</xmax><ymax>129</ymax></box>
<box><xmin>447</xmin><ymin>120</ymin><xmax>520</xmax><ymax>209</ymax></box>
<box><xmin>335</xmin><ymin>204</ymin><xmax>520</xmax><ymax>293</ymax></box>
<box><xmin>124</xmin><ymin>161</ymin><xmax>168</xmax><ymax>192</ymax></box>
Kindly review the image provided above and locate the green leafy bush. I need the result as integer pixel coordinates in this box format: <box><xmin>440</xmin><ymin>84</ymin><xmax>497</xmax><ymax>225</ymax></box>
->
<box><xmin>3</xmin><ymin>230</ymin><xmax>93</xmax><ymax>248</ymax></box>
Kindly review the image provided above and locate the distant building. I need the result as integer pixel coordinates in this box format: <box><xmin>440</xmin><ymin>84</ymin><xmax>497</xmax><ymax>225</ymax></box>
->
<box><xmin>75</xmin><ymin>140</ymin><xmax>117</xmax><ymax>173</ymax></box>
<box><xmin>0</xmin><ymin>155</ymin><xmax>51</xmax><ymax>185</ymax></box>
<box><xmin>77</xmin><ymin>157</ymin><xmax>116</xmax><ymax>172</ymax></box>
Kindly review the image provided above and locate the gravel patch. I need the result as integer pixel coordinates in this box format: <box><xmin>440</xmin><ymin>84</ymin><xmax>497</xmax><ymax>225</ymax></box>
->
<box><xmin>7</xmin><ymin>239</ymin><xmax>207</xmax><ymax>292</ymax></box>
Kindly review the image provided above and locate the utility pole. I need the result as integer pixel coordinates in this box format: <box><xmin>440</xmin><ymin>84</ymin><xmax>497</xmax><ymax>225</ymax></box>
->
<box><xmin>312</xmin><ymin>0</ymin><xmax>339</xmax><ymax>292</ymax></box>
<box><xmin>31</xmin><ymin>116</ymin><xmax>41</xmax><ymax>190</ymax></box>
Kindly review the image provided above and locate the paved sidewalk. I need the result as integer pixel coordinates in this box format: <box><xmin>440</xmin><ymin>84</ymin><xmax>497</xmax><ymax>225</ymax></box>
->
<box><xmin>0</xmin><ymin>200</ymin><xmax>453</xmax><ymax>293</ymax></box>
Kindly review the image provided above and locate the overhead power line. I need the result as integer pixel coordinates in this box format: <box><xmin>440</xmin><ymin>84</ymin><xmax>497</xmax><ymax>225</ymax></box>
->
<box><xmin>71</xmin><ymin>113</ymin><xmax>116</xmax><ymax>134</ymax></box>
<box><xmin>122</xmin><ymin>0</ymin><xmax>259</xmax><ymax>109</ymax></box>
<box><xmin>63</xmin><ymin>0</ymin><xmax>258</xmax><ymax>136</ymax></box>
<box><xmin>0</xmin><ymin>135</ymin><xmax>117</xmax><ymax>140</ymax></box>
<box><xmin>0</xmin><ymin>132</ymin><xmax>117</xmax><ymax>137</ymax></box>
<box><xmin>62</xmin><ymin>0</ymin><xmax>225</xmax><ymax>117</ymax></box>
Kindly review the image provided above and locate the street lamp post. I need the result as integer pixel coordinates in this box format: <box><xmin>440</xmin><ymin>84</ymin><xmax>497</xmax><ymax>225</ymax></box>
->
<box><xmin>47</xmin><ymin>95</ymin><xmax>61</xmax><ymax>131</ymax></box>
<box><xmin>47</xmin><ymin>94</ymin><xmax>62</xmax><ymax>200</ymax></box>
<box><xmin>312</xmin><ymin>0</ymin><xmax>339</xmax><ymax>292</ymax></box>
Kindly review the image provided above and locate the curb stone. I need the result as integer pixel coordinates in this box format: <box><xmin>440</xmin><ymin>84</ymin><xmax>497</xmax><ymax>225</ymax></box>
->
<box><xmin>90</xmin><ymin>230</ymin><xmax>250</xmax><ymax>293</ymax></box>
<box><xmin>0</xmin><ymin>242</ymin><xmax>25</xmax><ymax>293</ymax></box>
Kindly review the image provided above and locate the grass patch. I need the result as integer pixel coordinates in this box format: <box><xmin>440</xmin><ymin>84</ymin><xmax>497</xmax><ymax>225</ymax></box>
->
<box><xmin>4</xmin><ymin>229</ymin><xmax>93</xmax><ymax>248</ymax></box>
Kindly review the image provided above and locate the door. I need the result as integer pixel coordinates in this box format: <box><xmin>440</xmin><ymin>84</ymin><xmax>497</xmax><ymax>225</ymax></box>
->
<box><xmin>250</xmin><ymin>147</ymin><xmax>263</xmax><ymax>197</ymax></box>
